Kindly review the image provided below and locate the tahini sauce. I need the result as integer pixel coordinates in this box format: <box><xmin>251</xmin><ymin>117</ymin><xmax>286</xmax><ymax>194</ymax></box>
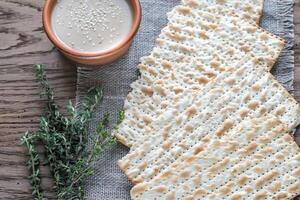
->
<box><xmin>51</xmin><ymin>0</ymin><xmax>133</xmax><ymax>52</ymax></box>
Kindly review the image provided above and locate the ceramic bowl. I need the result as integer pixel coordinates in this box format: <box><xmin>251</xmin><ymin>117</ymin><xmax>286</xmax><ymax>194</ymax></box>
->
<box><xmin>43</xmin><ymin>0</ymin><xmax>141</xmax><ymax>66</ymax></box>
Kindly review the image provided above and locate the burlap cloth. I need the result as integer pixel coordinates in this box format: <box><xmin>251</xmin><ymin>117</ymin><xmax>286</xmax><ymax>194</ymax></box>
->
<box><xmin>76</xmin><ymin>0</ymin><xmax>295</xmax><ymax>199</ymax></box>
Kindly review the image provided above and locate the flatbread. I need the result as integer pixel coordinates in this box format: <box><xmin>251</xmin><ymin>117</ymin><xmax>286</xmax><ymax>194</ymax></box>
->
<box><xmin>131</xmin><ymin>116</ymin><xmax>300</xmax><ymax>200</ymax></box>
<box><xmin>118</xmin><ymin>60</ymin><xmax>300</xmax><ymax>184</ymax></box>
<box><xmin>181</xmin><ymin>0</ymin><xmax>265</xmax><ymax>24</ymax></box>
<box><xmin>114</xmin><ymin>10</ymin><xmax>285</xmax><ymax>147</ymax></box>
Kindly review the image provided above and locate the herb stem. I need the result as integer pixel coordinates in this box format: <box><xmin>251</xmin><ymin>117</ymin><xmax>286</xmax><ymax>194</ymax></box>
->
<box><xmin>22</xmin><ymin>65</ymin><xmax>118</xmax><ymax>200</ymax></box>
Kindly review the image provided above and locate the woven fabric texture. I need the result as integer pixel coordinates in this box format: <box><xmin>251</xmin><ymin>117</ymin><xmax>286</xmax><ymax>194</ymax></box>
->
<box><xmin>75</xmin><ymin>0</ymin><xmax>295</xmax><ymax>199</ymax></box>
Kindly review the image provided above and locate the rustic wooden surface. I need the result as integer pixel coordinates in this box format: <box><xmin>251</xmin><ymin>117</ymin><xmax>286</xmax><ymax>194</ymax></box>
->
<box><xmin>0</xmin><ymin>1</ymin><xmax>76</xmax><ymax>199</ymax></box>
<box><xmin>0</xmin><ymin>0</ymin><xmax>299</xmax><ymax>199</ymax></box>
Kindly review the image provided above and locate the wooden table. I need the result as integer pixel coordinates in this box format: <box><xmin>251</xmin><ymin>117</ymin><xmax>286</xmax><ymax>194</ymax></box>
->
<box><xmin>0</xmin><ymin>0</ymin><xmax>299</xmax><ymax>199</ymax></box>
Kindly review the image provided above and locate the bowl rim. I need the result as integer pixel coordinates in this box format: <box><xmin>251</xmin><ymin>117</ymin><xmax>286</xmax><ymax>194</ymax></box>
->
<box><xmin>43</xmin><ymin>0</ymin><xmax>142</xmax><ymax>57</ymax></box>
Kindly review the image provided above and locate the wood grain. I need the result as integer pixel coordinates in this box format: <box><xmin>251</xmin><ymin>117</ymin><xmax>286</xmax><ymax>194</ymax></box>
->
<box><xmin>0</xmin><ymin>0</ymin><xmax>76</xmax><ymax>199</ymax></box>
<box><xmin>0</xmin><ymin>0</ymin><xmax>299</xmax><ymax>199</ymax></box>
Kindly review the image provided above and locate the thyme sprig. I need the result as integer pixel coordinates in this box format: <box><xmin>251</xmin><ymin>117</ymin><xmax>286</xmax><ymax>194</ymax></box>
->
<box><xmin>21</xmin><ymin>65</ymin><xmax>117</xmax><ymax>200</ymax></box>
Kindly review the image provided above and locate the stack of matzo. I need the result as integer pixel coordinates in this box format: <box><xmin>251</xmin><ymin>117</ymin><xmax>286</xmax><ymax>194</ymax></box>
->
<box><xmin>113</xmin><ymin>0</ymin><xmax>300</xmax><ymax>199</ymax></box>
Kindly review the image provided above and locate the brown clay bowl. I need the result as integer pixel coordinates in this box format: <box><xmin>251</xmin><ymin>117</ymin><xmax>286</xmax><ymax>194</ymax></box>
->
<box><xmin>43</xmin><ymin>0</ymin><xmax>142</xmax><ymax>66</ymax></box>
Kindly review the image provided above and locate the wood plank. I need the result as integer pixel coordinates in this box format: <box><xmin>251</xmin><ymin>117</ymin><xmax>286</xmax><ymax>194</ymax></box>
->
<box><xmin>0</xmin><ymin>0</ymin><xmax>299</xmax><ymax>199</ymax></box>
<box><xmin>0</xmin><ymin>0</ymin><xmax>76</xmax><ymax>199</ymax></box>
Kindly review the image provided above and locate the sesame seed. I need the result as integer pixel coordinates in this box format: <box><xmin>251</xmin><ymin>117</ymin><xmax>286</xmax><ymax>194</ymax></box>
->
<box><xmin>51</xmin><ymin>0</ymin><xmax>133</xmax><ymax>52</ymax></box>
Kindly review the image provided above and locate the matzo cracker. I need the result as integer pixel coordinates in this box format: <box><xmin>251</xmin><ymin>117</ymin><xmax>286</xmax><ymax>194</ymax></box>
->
<box><xmin>131</xmin><ymin>116</ymin><xmax>300</xmax><ymax>200</ymax></box>
<box><xmin>118</xmin><ymin>61</ymin><xmax>300</xmax><ymax>184</ymax></box>
<box><xmin>114</xmin><ymin>11</ymin><xmax>284</xmax><ymax>147</ymax></box>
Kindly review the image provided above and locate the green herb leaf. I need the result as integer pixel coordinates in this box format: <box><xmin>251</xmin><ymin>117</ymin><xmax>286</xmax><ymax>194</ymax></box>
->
<box><xmin>22</xmin><ymin>65</ymin><xmax>117</xmax><ymax>200</ymax></box>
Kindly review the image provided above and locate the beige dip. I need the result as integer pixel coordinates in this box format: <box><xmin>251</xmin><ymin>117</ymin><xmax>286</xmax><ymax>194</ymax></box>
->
<box><xmin>51</xmin><ymin>0</ymin><xmax>133</xmax><ymax>52</ymax></box>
